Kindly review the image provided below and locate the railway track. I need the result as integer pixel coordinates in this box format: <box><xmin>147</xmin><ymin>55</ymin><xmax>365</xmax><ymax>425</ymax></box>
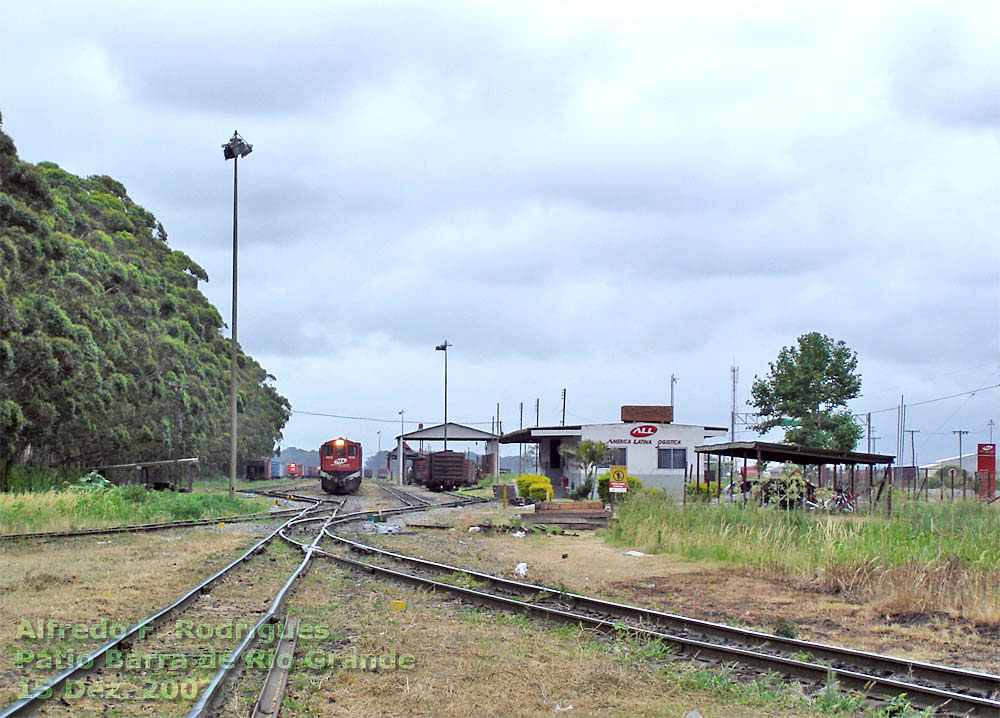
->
<box><xmin>0</xmin><ymin>485</ymin><xmax>334</xmax><ymax>543</ymax></box>
<box><xmin>0</xmin><ymin>500</ymin><xmax>334</xmax><ymax>718</ymax></box>
<box><xmin>380</xmin><ymin>484</ymin><xmax>434</xmax><ymax>507</ymax></box>
<box><xmin>316</xmin><ymin>534</ymin><xmax>1000</xmax><ymax>717</ymax></box>
<box><xmin>0</xmin><ymin>493</ymin><xmax>487</xmax><ymax>717</ymax></box>
<box><xmin>0</xmin><ymin>508</ymin><xmax>309</xmax><ymax>542</ymax></box>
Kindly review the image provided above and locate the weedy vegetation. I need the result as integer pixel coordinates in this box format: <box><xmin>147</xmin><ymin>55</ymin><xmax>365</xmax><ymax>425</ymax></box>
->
<box><xmin>0</xmin><ymin>483</ymin><xmax>268</xmax><ymax>534</ymax></box>
<box><xmin>609</xmin><ymin>491</ymin><xmax>1000</xmax><ymax>624</ymax></box>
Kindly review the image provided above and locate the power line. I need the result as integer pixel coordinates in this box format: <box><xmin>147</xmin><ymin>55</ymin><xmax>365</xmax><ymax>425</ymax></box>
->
<box><xmin>855</xmin><ymin>381</ymin><xmax>1000</xmax><ymax>416</ymax></box>
<box><xmin>292</xmin><ymin>410</ymin><xmax>492</xmax><ymax>426</ymax></box>
<box><xmin>854</xmin><ymin>361</ymin><xmax>998</xmax><ymax>401</ymax></box>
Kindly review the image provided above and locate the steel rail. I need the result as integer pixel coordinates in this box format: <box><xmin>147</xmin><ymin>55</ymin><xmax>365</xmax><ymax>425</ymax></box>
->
<box><xmin>315</xmin><ymin>547</ymin><xmax>1000</xmax><ymax>717</ymax></box>
<box><xmin>0</xmin><ymin>502</ymin><xmax>323</xmax><ymax>718</ymax></box>
<box><xmin>380</xmin><ymin>485</ymin><xmax>433</xmax><ymax>507</ymax></box>
<box><xmin>0</xmin><ymin>483</ymin><xmax>336</xmax><ymax>542</ymax></box>
<box><xmin>251</xmin><ymin>615</ymin><xmax>300</xmax><ymax>718</ymax></box>
<box><xmin>0</xmin><ymin>507</ymin><xmax>316</xmax><ymax>542</ymax></box>
<box><xmin>249</xmin><ymin>489</ymin><xmax>342</xmax><ymax>504</ymax></box>
<box><xmin>0</xmin><ymin>493</ymin><xmax>488</xmax><ymax>716</ymax></box>
<box><xmin>185</xmin><ymin>502</ymin><xmax>345</xmax><ymax>717</ymax></box>
<box><xmin>187</xmin><ymin>494</ymin><xmax>488</xmax><ymax>715</ymax></box>
<box><xmin>325</xmin><ymin>533</ymin><xmax>999</xmax><ymax>700</ymax></box>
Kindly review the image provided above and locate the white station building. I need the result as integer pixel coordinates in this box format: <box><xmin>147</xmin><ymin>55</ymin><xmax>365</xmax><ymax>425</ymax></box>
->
<box><xmin>500</xmin><ymin>406</ymin><xmax>727</xmax><ymax>497</ymax></box>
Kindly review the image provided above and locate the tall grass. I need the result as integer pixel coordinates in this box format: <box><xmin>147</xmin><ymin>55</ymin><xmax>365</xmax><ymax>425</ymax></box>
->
<box><xmin>0</xmin><ymin>485</ymin><xmax>269</xmax><ymax>534</ymax></box>
<box><xmin>610</xmin><ymin>492</ymin><xmax>1000</xmax><ymax>624</ymax></box>
<box><xmin>3</xmin><ymin>465</ymin><xmax>78</xmax><ymax>492</ymax></box>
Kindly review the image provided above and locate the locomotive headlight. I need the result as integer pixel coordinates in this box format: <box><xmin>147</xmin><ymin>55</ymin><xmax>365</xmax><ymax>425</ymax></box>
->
<box><xmin>335</xmin><ymin>439</ymin><xmax>345</xmax><ymax>446</ymax></box>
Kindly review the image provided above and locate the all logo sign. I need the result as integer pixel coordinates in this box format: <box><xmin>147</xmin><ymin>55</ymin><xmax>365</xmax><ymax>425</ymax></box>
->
<box><xmin>629</xmin><ymin>424</ymin><xmax>658</xmax><ymax>438</ymax></box>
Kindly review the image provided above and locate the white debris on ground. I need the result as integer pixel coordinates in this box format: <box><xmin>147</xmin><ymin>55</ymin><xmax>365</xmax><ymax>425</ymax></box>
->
<box><xmin>468</xmin><ymin>526</ymin><xmax>482</xmax><ymax>532</ymax></box>
<box><xmin>554</xmin><ymin>702</ymin><xmax>574</xmax><ymax>712</ymax></box>
<box><xmin>623</xmin><ymin>550</ymin><xmax>649</xmax><ymax>557</ymax></box>
<box><xmin>512</xmin><ymin>530</ymin><xmax>526</xmax><ymax>538</ymax></box>
<box><xmin>514</xmin><ymin>562</ymin><xmax>528</xmax><ymax>577</ymax></box>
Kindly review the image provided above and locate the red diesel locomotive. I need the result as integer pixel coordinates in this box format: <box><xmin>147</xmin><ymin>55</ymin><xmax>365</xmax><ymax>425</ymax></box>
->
<box><xmin>319</xmin><ymin>437</ymin><xmax>363</xmax><ymax>494</ymax></box>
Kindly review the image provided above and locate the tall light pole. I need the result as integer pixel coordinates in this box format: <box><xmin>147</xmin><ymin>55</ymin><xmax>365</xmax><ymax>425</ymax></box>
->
<box><xmin>222</xmin><ymin>131</ymin><xmax>252</xmax><ymax>498</ymax></box>
<box><xmin>435</xmin><ymin>341</ymin><xmax>452</xmax><ymax>449</ymax></box>
<box><xmin>377</xmin><ymin>430</ymin><xmax>382</xmax><ymax>454</ymax></box>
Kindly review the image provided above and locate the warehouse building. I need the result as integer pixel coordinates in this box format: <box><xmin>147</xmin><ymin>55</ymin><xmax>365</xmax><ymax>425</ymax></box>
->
<box><xmin>500</xmin><ymin>405</ymin><xmax>727</xmax><ymax>497</ymax></box>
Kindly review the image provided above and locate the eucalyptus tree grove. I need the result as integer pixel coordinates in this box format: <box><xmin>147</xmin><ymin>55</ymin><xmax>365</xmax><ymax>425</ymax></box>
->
<box><xmin>0</xmin><ymin>113</ymin><xmax>289</xmax><ymax>488</ymax></box>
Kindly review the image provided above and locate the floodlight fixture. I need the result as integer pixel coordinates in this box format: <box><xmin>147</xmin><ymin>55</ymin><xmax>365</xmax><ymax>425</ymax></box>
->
<box><xmin>222</xmin><ymin>131</ymin><xmax>253</xmax><ymax>160</ymax></box>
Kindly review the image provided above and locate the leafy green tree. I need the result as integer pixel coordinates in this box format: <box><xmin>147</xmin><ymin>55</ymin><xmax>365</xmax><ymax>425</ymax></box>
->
<box><xmin>560</xmin><ymin>440</ymin><xmax>611</xmax><ymax>498</ymax></box>
<box><xmin>749</xmin><ymin>332</ymin><xmax>862</xmax><ymax>451</ymax></box>
<box><xmin>0</xmin><ymin>111</ymin><xmax>290</xmax><ymax>489</ymax></box>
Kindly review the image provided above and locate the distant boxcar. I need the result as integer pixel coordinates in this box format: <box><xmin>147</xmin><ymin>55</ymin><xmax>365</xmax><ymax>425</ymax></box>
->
<box><xmin>245</xmin><ymin>459</ymin><xmax>272</xmax><ymax>481</ymax></box>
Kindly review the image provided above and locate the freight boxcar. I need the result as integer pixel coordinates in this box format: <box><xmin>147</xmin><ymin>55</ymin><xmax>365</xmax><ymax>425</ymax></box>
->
<box><xmin>245</xmin><ymin>459</ymin><xmax>272</xmax><ymax>481</ymax></box>
<box><xmin>421</xmin><ymin>450</ymin><xmax>478</xmax><ymax>491</ymax></box>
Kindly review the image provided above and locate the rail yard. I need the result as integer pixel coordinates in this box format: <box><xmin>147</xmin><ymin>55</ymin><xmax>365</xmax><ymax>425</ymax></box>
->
<box><xmin>1</xmin><ymin>477</ymin><xmax>997</xmax><ymax>718</ymax></box>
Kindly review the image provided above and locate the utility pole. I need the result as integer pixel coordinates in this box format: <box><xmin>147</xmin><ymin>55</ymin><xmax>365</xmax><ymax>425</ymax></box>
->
<box><xmin>377</xmin><ymin>430</ymin><xmax>381</xmax><ymax>454</ymax></box>
<box><xmin>730</xmin><ymin>364</ymin><xmax>739</xmax><ymax>442</ymax></box>
<box><xmin>397</xmin><ymin>410</ymin><xmax>405</xmax><ymax>486</ymax></box>
<box><xmin>953</xmin><ymin>429</ymin><xmax>969</xmax><ymax>475</ymax></box>
<box><xmin>989</xmin><ymin>419</ymin><xmax>995</xmax><ymax>443</ymax></box>
<box><xmin>904</xmin><ymin>429</ymin><xmax>919</xmax><ymax>468</ymax></box>
<box><xmin>495</xmin><ymin>403</ymin><xmax>501</xmax><ymax>477</ymax></box>
<box><xmin>866</xmin><ymin>413</ymin><xmax>872</xmax><ymax>454</ymax></box>
<box><xmin>561</xmin><ymin>388</ymin><xmax>566</xmax><ymax>426</ymax></box>
<box><xmin>535</xmin><ymin>398</ymin><xmax>540</xmax><ymax>472</ymax></box>
<box><xmin>897</xmin><ymin>395</ymin><xmax>905</xmax><ymax>471</ymax></box>
<box><xmin>670</xmin><ymin>373</ymin><xmax>678</xmax><ymax>410</ymax></box>
<box><xmin>518</xmin><ymin>402</ymin><xmax>523</xmax><ymax>476</ymax></box>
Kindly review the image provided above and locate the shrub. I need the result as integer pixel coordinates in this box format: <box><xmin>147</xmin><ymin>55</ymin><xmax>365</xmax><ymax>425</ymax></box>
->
<box><xmin>596</xmin><ymin>472</ymin><xmax>642</xmax><ymax>504</ymax></box>
<box><xmin>570</xmin><ymin>479</ymin><xmax>594</xmax><ymax>501</ymax></box>
<box><xmin>515</xmin><ymin>474</ymin><xmax>553</xmax><ymax>502</ymax></box>
<box><xmin>74</xmin><ymin>471</ymin><xmax>113</xmax><ymax>491</ymax></box>
<box><xmin>774</xmin><ymin>618</ymin><xmax>798</xmax><ymax>638</ymax></box>
<box><xmin>685</xmin><ymin>480</ymin><xmax>721</xmax><ymax>501</ymax></box>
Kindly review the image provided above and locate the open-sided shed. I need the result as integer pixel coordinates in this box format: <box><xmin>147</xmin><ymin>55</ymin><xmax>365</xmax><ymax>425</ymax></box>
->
<box><xmin>393</xmin><ymin>422</ymin><xmax>500</xmax><ymax>483</ymax></box>
<box><xmin>693</xmin><ymin>441</ymin><xmax>896</xmax><ymax>511</ymax></box>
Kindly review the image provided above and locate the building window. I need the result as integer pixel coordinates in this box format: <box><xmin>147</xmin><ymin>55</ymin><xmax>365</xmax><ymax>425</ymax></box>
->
<box><xmin>657</xmin><ymin>448</ymin><xmax>687</xmax><ymax>469</ymax></box>
<box><xmin>600</xmin><ymin>447</ymin><xmax>626</xmax><ymax>468</ymax></box>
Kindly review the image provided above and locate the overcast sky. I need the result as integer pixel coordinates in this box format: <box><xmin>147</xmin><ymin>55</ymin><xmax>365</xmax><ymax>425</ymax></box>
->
<box><xmin>2</xmin><ymin>0</ymin><xmax>997</xmax><ymax>465</ymax></box>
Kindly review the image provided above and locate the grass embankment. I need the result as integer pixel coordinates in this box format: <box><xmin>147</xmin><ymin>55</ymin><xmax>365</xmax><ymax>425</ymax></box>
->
<box><xmin>0</xmin><ymin>486</ymin><xmax>270</xmax><ymax>534</ymax></box>
<box><xmin>610</xmin><ymin>492</ymin><xmax>1000</xmax><ymax>624</ymax></box>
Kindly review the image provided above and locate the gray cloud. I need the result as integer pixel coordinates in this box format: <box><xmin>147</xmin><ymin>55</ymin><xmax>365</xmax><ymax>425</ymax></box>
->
<box><xmin>1</xmin><ymin>0</ymin><xmax>996</xmax><ymax>463</ymax></box>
